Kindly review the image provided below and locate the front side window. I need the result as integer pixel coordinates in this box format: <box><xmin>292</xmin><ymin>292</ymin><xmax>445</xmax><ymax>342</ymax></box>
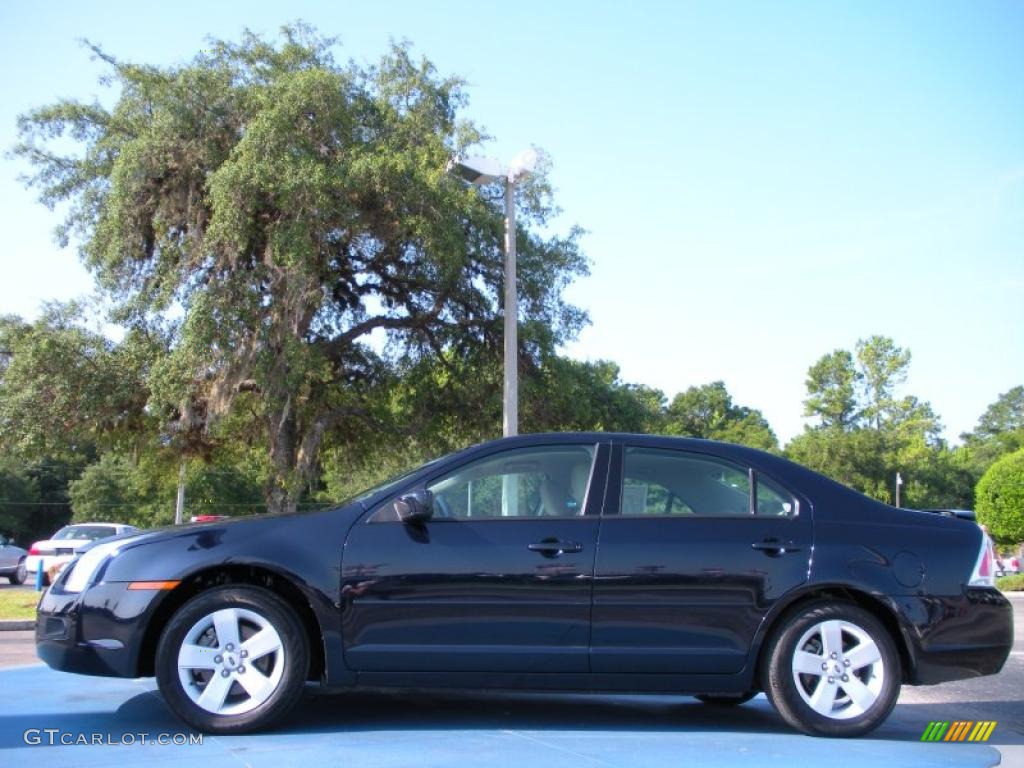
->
<box><xmin>620</xmin><ymin>447</ymin><xmax>796</xmax><ymax>517</ymax></box>
<box><xmin>424</xmin><ymin>445</ymin><xmax>597</xmax><ymax>520</ymax></box>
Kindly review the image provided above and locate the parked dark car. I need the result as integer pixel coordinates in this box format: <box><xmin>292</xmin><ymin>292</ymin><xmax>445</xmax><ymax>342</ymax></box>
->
<box><xmin>35</xmin><ymin>434</ymin><xmax>1012</xmax><ymax>737</ymax></box>
<box><xmin>0</xmin><ymin>534</ymin><xmax>28</xmax><ymax>584</ymax></box>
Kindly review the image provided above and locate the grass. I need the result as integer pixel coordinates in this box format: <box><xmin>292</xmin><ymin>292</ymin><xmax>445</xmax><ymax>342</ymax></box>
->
<box><xmin>0</xmin><ymin>589</ymin><xmax>39</xmax><ymax>621</ymax></box>
<box><xmin>997</xmin><ymin>574</ymin><xmax>1024</xmax><ymax>592</ymax></box>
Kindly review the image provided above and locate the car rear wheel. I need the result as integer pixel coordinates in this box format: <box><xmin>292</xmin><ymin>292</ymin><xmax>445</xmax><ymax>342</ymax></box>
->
<box><xmin>156</xmin><ymin>585</ymin><xmax>309</xmax><ymax>733</ymax></box>
<box><xmin>8</xmin><ymin>559</ymin><xmax>27</xmax><ymax>585</ymax></box>
<box><xmin>695</xmin><ymin>692</ymin><xmax>757</xmax><ymax>707</ymax></box>
<box><xmin>762</xmin><ymin>602</ymin><xmax>900</xmax><ymax>737</ymax></box>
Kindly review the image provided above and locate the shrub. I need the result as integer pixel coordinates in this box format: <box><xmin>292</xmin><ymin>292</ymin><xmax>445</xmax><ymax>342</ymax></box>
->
<box><xmin>976</xmin><ymin>449</ymin><xmax>1024</xmax><ymax>544</ymax></box>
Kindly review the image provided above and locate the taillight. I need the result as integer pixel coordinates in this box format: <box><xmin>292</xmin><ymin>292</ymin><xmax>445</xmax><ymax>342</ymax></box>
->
<box><xmin>29</xmin><ymin>545</ymin><xmax>40</xmax><ymax>556</ymax></box>
<box><xmin>968</xmin><ymin>534</ymin><xmax>996</xmax><ymax>588</ymax></box>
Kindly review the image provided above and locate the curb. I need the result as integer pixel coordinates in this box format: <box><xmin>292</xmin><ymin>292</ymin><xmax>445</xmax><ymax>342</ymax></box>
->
<box><xmin>0</xmin><ymin>620</ymin><xmax>34</xmax><ymax>631</ymax></box>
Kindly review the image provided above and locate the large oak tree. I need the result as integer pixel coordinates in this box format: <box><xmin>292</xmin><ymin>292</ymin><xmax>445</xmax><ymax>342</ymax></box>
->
<box><xmin>15</xmin><ymin>26</ymin><xmax>587</xmax><ymax>513</ymax></box>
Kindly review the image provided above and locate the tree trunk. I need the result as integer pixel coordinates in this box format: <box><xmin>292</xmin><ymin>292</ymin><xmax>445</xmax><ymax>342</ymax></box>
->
<box><xmin>266</xmin><ymin>399</ymin><xmax>299</xmax><ymax>515</ymax></box>
<box><xmin>266</xmin><ymin>481</ymin><xmax>295</xmax><ymax>516</ymax></box>
<box><xmin>264</xmin><ymin>401</ymin><xmax>337</xmax><ymax>516</ymax></box>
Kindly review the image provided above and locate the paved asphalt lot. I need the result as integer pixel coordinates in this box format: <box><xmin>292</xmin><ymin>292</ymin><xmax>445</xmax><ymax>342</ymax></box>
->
<box><xmin>0</xmin><ymin>585</ymin><xmax>1020</xmax><ymax>768</ymax></box>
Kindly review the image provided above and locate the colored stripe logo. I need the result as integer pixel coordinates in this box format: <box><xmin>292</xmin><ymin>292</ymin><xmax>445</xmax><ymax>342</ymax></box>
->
<box><xmin>921</xmin><ymin>721</ymin><xmax>996</xmax><ymax>742</ymax></box>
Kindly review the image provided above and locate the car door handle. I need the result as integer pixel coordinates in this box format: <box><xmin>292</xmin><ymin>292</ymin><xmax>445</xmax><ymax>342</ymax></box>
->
<box><xmin>527</xmin><ymin>540</ymin><xmax>583</xmax><ymax>555</ymax></box>
<box><xmin>751</xmin><ymin>538</ymin><xmax>802</xmax><ymax>555</ymax></box>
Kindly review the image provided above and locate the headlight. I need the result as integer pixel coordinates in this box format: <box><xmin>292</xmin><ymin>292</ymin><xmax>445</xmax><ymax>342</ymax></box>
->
<box><xmin>63</xmin><ymin>537</ymin><xmax>137</xmax><ymax>593</ymax></box>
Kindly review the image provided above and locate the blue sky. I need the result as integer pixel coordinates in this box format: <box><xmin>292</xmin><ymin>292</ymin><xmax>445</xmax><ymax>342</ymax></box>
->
<box><xmin>1</xmin><ymin>1</ymin><xmax>1021</xmax><ymax>444</ymax></box>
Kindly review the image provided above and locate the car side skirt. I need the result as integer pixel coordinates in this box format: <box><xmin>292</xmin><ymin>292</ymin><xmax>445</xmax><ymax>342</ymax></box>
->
<box><xmin>350</xmin><ymin>671</ymin><xmax>753</xmax><ymax>695</ymax></box>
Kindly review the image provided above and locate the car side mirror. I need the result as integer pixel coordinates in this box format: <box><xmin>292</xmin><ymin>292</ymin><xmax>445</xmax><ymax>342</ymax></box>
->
<box><xmin>395</xmin><ymin>489</ymin><xmax>434</xmax><ymax>524</ymax></box>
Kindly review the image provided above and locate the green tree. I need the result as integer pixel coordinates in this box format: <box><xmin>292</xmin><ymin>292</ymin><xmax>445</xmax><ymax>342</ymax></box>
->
<box><xmin>68</xmin><ymin>454</ymin><xmax>148</xmax><ymax>525</ymax></box>
<box><xmin>15</xmin><ymin>26</ymin><xmax>587</xmax><ymax>513</ymax></box>
<box><xmin>958</xmin><ymin>386</ymin><xmax>1024</xmax><ymax>479</ymax></box>
<box><xmin>0</xmin><ymin>459</ymin><xmax>39</xmax><ymax>544</ymax></box>
<box><xmin>0</xmin><ymin>306</ymin><xmax>156</xmax><ymax>460</ymax></box>
<box><xmin>69</xmin><ymin>452</ymin><xmax>266</xmax><ymax>528</ymax></box>
<box><xmin>975</xmin><ymin>449</ymin><xmax>1024</xmax><ymax>544</ymax></box>
<box><xmin>664</xmin><ymin>381</ymin><xmax>778</xmax><ymax>451</ymax></box>
<box><xmin>316</xmin><ymin>352</ymin><xmax>669</xmax><ymax>503</ymax></box>
<box><xmin>786</xmin><ymin>428</ymin><xmax>886</xmax><ymax>497</ymax></box>
<box><xmin>855</xmin><ymin>335</ymin><xmax>911</xmax><ymax>430</ymax></box>
<box><xmin>803</xmin><ymin>350</ymin><xmax>859</xmax><ymax>429</ymax></box>
<box><xmin>971</xmin><ymin>386</ymin><xmax>1024</xmax><ymax>439</ymax></box>
<box><xmin>525</xmin><ymin>359</ymin><xmax>665</xmax><ymax>435</ymax></box>
<box><xmin>788</xmin><ymin>336</ymin><xmax>950</xmax><ymax>506</ymax></box>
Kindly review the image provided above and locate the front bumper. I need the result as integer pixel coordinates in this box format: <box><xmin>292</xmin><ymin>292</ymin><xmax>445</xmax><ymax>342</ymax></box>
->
<box><xmin>36</xmin><ymin>579</ymin><xmax>167</xmax><ymax>678</ymax></box>
<box><xmin>892</xmin><ymin>588</ymin><xmax>1014</xmax><ymax>685</ymax></box>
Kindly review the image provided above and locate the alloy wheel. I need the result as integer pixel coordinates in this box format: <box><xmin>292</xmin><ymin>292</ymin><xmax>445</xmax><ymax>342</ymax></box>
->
<box><xmin>790</xmin><ymin>618</ymin><xmax>884</xmax><ymax>720</ymax></box>
<box><xmin>177</xmin><ymin>607</ymin><xmax>285</xmax><ymax>716</ymax></box>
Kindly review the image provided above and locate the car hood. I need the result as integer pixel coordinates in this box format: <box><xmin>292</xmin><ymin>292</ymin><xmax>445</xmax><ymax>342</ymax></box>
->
<box><xmin>86</xmin><ymin>502</ymin><xmax>364</xmax><ymax>554</ymax></box>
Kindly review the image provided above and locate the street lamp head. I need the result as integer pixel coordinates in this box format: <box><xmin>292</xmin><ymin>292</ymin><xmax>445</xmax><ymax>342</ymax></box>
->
<box><xmin>447</xmin><ymin>155</ymin><xmax>505</xmax><ymax>185</ymax></box>
<box><xmin>507</xmin><ymin>148</ymin><xmax>538</xmax><ymax>182</ymax></box>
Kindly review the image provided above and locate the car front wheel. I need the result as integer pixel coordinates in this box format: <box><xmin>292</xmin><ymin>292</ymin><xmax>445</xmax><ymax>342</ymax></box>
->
<box><xmin>156</xmin><ymin>585</ymin><xmax>309</xmax><ymax>733</ymax></box>
<box><xmin>762</xmin><ymin>602</ymin><xmax>900</xmax><ymax>737</ymax></box>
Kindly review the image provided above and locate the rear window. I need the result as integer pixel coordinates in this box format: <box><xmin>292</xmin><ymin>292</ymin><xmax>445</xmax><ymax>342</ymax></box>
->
<box><xmin>52</xmin><ymin>525</ymin><xmax>118</xmax><ymax>541</ymax></box>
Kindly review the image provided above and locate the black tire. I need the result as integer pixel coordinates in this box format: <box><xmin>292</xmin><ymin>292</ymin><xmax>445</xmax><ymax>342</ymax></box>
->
<box><xmin>695</xmin><ymin>692</ymin><xmax>757</xmax><ymax>707</ymax></box>
<box><xmin>762</xmin><ymin>601</ymin><xmax>901</xmax><ymax>737</ymax></box>
<box><xmin>156</xmin><ymin>585</ymin><xmax>309</xmax><ymax>734</ymax></box>
<box><xmin>8</xmin><ymin>559</ymin><xmax>27</xmax><ymax>585</ymax></box>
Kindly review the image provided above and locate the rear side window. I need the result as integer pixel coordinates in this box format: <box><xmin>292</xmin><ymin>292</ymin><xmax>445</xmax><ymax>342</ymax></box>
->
<box><xmin>756</xmin><ymin>474</ymin><xmax>797</xmax><ymax>516</ymax></box>
<box><xmin>619</xmin><ymin>447</ymin><xmax>796</xmax><ymax>517</ymax></box>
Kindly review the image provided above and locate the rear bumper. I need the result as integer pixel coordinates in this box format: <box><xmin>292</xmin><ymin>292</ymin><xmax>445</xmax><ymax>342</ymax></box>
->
<box><xmin>891</xmin><ymin>588</ymin><xmax>1013</xmax><ymax>685</ymax></box>
<box><xmin>26</xmin><ymin>555</ymin><xmax>74</xmax><ymax>575</ymax></box>
<box><xmin>35</xmin><ymin>580</ymin><xmax>165</xmax><ymax>678</ymax></box>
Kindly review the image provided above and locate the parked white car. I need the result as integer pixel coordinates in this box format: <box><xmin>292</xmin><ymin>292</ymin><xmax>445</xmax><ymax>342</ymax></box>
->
<box><xmin>995</xmin><ymin>553</ymin><xmax>1020</xmax><ymax>577</ymax></box>
<box><xmin>27</xmin><ymin>523</ymin><xmax>137</xmax><ymax>585</ymax></box>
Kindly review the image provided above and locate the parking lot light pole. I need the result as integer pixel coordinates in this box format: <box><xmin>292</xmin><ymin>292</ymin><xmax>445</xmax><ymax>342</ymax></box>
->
<box><xmin>447</xmin><ymin>150</ymin><xmax>537</xmax><ymax>438</ymax></box>
<box><xmin>501</xmin><ymin>172</ymin><xmax>519</xmax><ymax>438</ymax></box>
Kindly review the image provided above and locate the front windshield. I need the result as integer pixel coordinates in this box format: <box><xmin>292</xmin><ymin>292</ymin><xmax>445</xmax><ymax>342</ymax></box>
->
<box><xmin>52</xmin><ymin>525</ymin><xmax>117</xmax><ymax>542</ymax></box>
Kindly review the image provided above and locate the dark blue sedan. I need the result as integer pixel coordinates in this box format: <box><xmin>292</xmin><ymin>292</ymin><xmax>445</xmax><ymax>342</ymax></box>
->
<box><xmin>35</xmin><ymin>433</ymin><xmax>1012</xmax><ymax>737</ymax></box>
